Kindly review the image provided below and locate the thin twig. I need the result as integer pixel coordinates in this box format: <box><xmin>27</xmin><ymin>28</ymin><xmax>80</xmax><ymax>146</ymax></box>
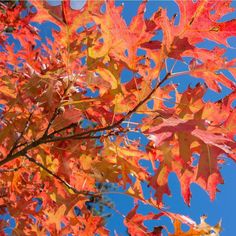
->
<box><xmin>8</xmin><ymin>112</ymin><xmax>33</xmax><ymax>157</ymax></box>
<box><xmin>45</xmin><ymin>127</ymin><xmax>125</xmax><ymax>143</ymax></box>
<box><xmin>24</xmin><ymin>153</ymin><xmax>98</xmax><ymax>197</ymax></box>
<box><xmin>47</xmin><ymin>72</ymin><xmax>171</xmax><ymax>141</ymax></box>
<box><xmin>0</xmin><ymin>131</ymin><xmax>113</xmax><ymax>166</ymax></box>
<box><xmin>15</xmin><ymin>141</ymin><xmax>30</xmax><ymax>149</ymax></box>
<box><xmin>43</xmin><ymin>108</ymin><xmax>59</xmax><ymax>137</ymax></box>
<box><xmin>43</xmin><ymin>80</ymin><xmax>77</xmax><ymax>137</ymax></box>
<box><xmin>0</xmin><ymin>165</ymin><xmax>22</xmax><ymax>173</ymax></box>
<box><xmin>48</xmin><ymin>122</ymin><xmax>78</xmax><ymax>138</ymax></box>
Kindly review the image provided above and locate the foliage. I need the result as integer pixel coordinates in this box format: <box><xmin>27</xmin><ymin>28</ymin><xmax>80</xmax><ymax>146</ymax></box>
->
<box><xmin>0</xmin><ymin>0</ymin><xmax>236</xmax><ymax>235</ymax></box>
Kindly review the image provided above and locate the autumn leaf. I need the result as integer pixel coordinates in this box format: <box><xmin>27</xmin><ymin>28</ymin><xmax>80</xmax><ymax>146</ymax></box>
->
<box><xmin>125</xmin><ymin>205</ymin><xmax>164</xmax><ymax>236</ymax></box>
<box><xmin>45</xmin><ymin>204</ymin><xmax>66</xmax><ymax>231</ymax></box>
<box><xmin>170</xmin><ymin>215</ymin><xmax>221</xmax><ymax>236</ymax></box>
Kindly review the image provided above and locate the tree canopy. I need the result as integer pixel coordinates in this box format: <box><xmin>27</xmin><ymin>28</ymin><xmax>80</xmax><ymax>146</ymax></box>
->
<box><xmin>0</xmin><ymin>0</ymin><xmax>236</xmax><ymax>235</ymax></box>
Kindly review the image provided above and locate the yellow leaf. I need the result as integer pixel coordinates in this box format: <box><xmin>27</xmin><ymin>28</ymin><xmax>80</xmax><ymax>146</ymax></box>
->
<box><xmin>170</xmin><ymin>215</ymin><xmax>221</xmax><ymax>236</ymax></box>
<box><xmin>80</xmin><ymin>155</ymin><xmax>93</xmax><ymax>171</ymax></box>
<box><xmin>50</xmin><ymin>192</ymin><xmax>57</xmax><ymax>202</ymax></box>
<box><xmin>1</xmin><ymin>86</ymin><xmax>16</xmax><ymax>99</ymax></box>
<box><xmin>127</xmin><ymin>179</ymin><xmax>144</xmax><ymax>200</ymax></box>
<box><xmin>45</xmin><ymin>204</ymin><xmax>67</xmax><ymax>231</ymax></box>
<box><xmin>61</xmin><ymin>98</ymin><xmax>96</xmax><ymax>106</ymax></box>
<box><xmin>95</xmin><ymin>67</ymin><xmax>117</xmax><ymax>89</ymax></box>
<box><xmin>114</xmin><ymin>93</ymin><xmax>130</xmax><ymax>113</ymax></box>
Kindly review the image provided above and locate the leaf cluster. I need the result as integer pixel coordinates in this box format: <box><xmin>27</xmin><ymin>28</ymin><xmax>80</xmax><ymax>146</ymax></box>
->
<box><xmin>0</xmin><ymin>0</ymin><xmax>235</xmax><ymax>235</ymax></box>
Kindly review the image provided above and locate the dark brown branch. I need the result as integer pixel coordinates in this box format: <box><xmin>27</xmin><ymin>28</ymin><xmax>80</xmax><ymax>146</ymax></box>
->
<box><xmin>43</xmin><ymin>108</ymin><xmax>60</xmax><ymax>137</ymax></box>
<box><xmin>0</xmin><ymin>131</ymin><xmax>112</xmax><ymax>166</ymax></box>
<box><xmin>46</xmin><ymin>125</ymin><xmax>127</xmax><ymax>143</ymax></box>
<box><xmin>48</xmin><ymin>72</ymin><xmax>171</xmax><ymax>141</ymax></box>
<box><xmin>0</xmin><ymin>72</ymin><xmax>170</xmax><ymax>167</ymax></box>
<box><xmin>24</xmin><ymin>154</ymin><xmax>98</xmax><ymax>197</ymax></box>
<box><xmin>48</xmin><ymin>122</ymin><xmax>78</xmax><ymax>137</ymax></box>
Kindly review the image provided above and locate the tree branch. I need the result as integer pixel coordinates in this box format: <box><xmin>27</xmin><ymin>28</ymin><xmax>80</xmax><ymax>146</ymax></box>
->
<box><xmin>24</xmin><ymin>153</ymin><xmax>98</xmax><ymax>197</ymax></box>
<box><xmin>48</xmin><ymin>122</ymin><xmax>78</xmax><ymax>138</ymax></box>
<box><xmin>7</xmin><ymin>112</ymin><xmax>33</xmax><ymax>157</ymax></box>
<box><xmin>45</xmin><ymin>126</ymin><xmax>127</xmax><ymax>143</ymax></box>
<box><xmin>0</xmin><ymin>165</ymin><xmax>22</xmax><ymax>173</ymax></box>
<box><xmin>0</xmin><ymin>130</ymin><xmax>117</xmax><ymax>166</ymax></box>
<box><xmin>42</xmin><ymin>108</ymin><xmax>60</xmax><ymax>137</ymax></box>
<box><xmin>48</xmin><ymin>72</ymin><xmax>171</xmax><ymax>141</ymax></box>
<box><xmin>0</xmin><ymin>72</ymin><xmax>170</xmax><ymax>167</ymax></box>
